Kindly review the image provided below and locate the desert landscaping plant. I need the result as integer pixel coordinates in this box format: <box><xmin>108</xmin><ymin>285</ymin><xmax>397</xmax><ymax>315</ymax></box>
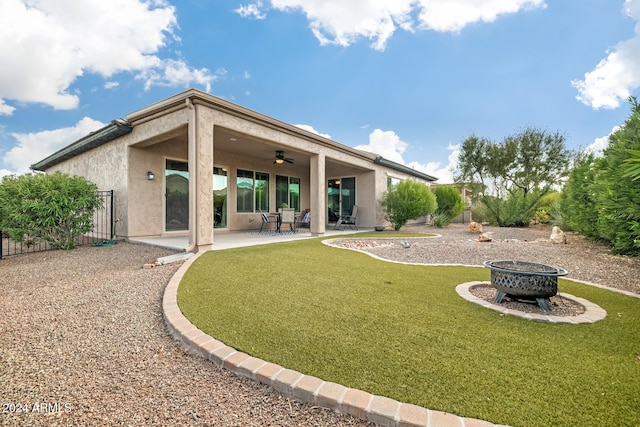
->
<box><xmin>0</xmin><ymin>172</ymin><xmax>103</xmax><ymax>250</ymax></box>
<box><xmin>455</xmin><ymin>127</ymin><xmax>573</xmax><ymax>227</ymax></box>
<box><xmin>562</xmin><ymin>97</ymin><xmax>640</xmax><ymax>255</ymax></box>
<box><xmin>433</xmin><ymin>185</ymin><xmax>465</xmax><ymax>226</ymax></box>
<box><xmin>379</xmin><ymin>180</ymin><xmax>437</xmax><ymax>230</ymax></box>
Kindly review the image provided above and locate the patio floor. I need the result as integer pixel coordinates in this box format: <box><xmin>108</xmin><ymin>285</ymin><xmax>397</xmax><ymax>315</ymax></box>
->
<box><xmin>130</xmin><ymin>227</ymin><xmax>370</xmax><ymax>251</ymax></box>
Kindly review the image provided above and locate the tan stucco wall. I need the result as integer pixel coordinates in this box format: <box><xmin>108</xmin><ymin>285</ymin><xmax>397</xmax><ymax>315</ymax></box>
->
<box><xmin>42</xmin><ymin>91</ymin><xmax>434</xmax><ymax>243</ymax></box>
<box><xmin>46</xmin><ymin>137</ymin><xmax>130</xmax><ymax>237</ymax></box>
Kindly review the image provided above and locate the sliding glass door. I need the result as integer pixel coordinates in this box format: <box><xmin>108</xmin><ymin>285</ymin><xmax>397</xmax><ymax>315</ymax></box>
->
<box><xmin>213</xmin><ymin>167</ymin><xmax>227</xmax><ymax>228</ymax></box>
<box><xmin>327</xmin><ymin>177</ymin><xmax>355</xmax><ymax>222</ymax></box>
<box><xmin>165</xmin><ymin>159</ymin><xmax>189</xmax><ymax>231</ymax></box>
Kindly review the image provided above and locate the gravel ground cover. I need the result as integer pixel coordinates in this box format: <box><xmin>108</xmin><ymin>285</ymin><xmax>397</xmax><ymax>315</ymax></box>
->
<box><xmin>341</xmin><ymin>223</ymin><xmax>640</xmax><ymax>295</ymax></box>
<box><xmin>0</xmin><ymin>243</ymin><xmax>370</xmax><ymax>426</ymax></box>
<box><xmin>1</xmin><ymin>224</ymin><xmax>638</xmax><ymax>426</ymax></box>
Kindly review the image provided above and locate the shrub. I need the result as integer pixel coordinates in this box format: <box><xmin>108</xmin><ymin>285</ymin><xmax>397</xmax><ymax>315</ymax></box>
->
<box><xmin>380</xmin><ymin>180</ymin><xmax>437</xmax><ymax>230</ymax></box>
<box><xmin>532</xmin><ymin>192</ymin><xmax>561</xmax><ymax>224</ymax></box>
<box><xmin>433</xmin><ymin>186</ymin><xmax>465</xmax><ymax>226</ymax></box>
<box><xmin>431</xmin><ymin>213</ymin><xmax>450</xmax><ymax>228</ymax></box>
<box><xmin>0</xmin><ymin>172</ymin><xmax>103</xmax><ymax>250</ymax></box>
<box><xmin>561</xmin><ymin>97</ymin><xmax>640</xmax><ymax>255</ymax></box>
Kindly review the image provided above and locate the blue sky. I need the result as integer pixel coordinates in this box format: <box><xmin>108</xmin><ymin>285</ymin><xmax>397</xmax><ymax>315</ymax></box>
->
<box><xmin>1</xmin><ymin>0</ymin><xmax>639</xmax><ymax>182</ymax></box>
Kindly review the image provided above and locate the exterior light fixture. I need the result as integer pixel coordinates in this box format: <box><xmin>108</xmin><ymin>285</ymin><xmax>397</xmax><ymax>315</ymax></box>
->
<box><xmin>147</xmin><ymin>171</ymin><xmax>155</xmax><ymax>180</ymax></box>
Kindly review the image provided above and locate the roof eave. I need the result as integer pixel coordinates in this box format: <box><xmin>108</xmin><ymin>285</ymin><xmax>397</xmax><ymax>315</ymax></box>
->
<box><xmin>31</xmin><ymin>119</ymin><xmax>132</xmax><ymax>171</ymax></box>
<box><xmin>374</xmin><ymin>156</ymin><xmax>438</xmax><ymax>182</ymax></box>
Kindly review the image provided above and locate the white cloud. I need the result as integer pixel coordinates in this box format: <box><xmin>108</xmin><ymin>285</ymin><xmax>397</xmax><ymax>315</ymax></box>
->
<box><xmin>294</xmin><ymin>124</ymin><xmax>331</xmax><ymax>139</ymax></box>
<box><xmin>354</xmin><ymin>129</ymin><xmax>407</xmax><ymax>163</ymax></box>
<box><xmin>572</xmin><ymin>0</ymin><xmax>640</xmax><ymax>109</ymax></box>
<box><xmin>236</xmin><ymin>0</ymin><xmax>268</xmax><ymax>19</ymax></box>
<box><xmin>0</xmin><ymin>99</ymin><xmax>15</xmax><ymax>116</ymax></box>
<box><xmin>237</xmin><ymin>0</ymin><xmax>546</xmax><ymax>50</ymax></box>
<box><xmin>4</xmin><ymin>117</ymin><xmax>105</xmax><ymax>175</ymax></box>
<box><xmin>136</xmin><ymin>58</ymin><xmax>218</xmax><ymax>92</ymax></box>
<box><xmin>104</xmin><ymin>81</ymin><xmax>120</xmax><ymax>90</ymax></box>
<box><xmin>0</xmin><ymin>169</ymin><xmax>15</xmax><ymax>179</ymax></box>
<box><xmin>416</xmin><ymin>0</ymin><xmax>546</xmax><ymax>33</ymax></box>
<box><xmin>407</xmin><ymin>144</ymin><xmax>460</xmax><ymax>183</ymax></box>
<box><xmin>354</xmin><ymin>128</ymin><xmax>458</xmax><ymax>182</ymax></box>
<box><xmin>0</xmin><ymin>0</ymin><xmax>214</xmax><ymax>111</ymax></box>
<box><xmin>583</xmin><ymin>127</ymin><xmax>619</xmax><ymax>157</ymax></box>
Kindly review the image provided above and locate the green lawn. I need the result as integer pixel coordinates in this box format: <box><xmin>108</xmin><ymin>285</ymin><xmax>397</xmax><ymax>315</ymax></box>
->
<box><xmin>177</xmin><ymin>235</ymin><xmax>640</xmax><ymax>427</ymax></box>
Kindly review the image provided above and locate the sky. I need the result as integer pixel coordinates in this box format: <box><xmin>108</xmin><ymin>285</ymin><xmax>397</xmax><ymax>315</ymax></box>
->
<box><xmin>1</xmin><ymin>0</ymin><xmax>639</xmax><ymax>183</ymax></box>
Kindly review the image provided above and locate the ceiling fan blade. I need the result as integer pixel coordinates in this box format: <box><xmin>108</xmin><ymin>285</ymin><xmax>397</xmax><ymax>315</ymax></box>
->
<box><xmin>285</xmin><ymin>158</ymin><xmax>294</xmax><ymax>163</ymax></box>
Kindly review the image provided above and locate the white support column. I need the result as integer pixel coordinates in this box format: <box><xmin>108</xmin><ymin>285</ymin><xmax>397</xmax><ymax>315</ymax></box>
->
<box><xmin>310</xmin><ymin>153</ymin><xmax>326</xmax><ymax>235</ymax></box>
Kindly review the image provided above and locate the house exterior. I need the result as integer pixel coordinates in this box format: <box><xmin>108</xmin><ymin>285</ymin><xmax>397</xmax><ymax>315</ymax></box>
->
<box><xmin>31</xmin><ymin>89</ymin><xmax>436</xmax><ymax>251</ymax></box>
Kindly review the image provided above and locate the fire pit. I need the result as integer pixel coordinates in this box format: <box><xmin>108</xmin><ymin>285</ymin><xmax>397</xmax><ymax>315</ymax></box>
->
<box><xmin>482</xmin><ymin>260</ymin><xmax>569</xmax><ymax>312</ymax></box>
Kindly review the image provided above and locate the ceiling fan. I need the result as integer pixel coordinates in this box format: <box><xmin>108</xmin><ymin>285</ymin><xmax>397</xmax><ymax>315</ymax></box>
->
<box><xmin>273</xmin><ymin>150</ymin><xmax>294</xmax><ymax>164</ymax></box>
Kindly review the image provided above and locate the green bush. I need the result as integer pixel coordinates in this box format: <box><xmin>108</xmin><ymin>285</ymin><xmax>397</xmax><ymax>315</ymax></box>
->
<box><xmin>433</xmin><ymin>185</ymin><xmax>465</xmax><ymax>226</ymax></box>
<box><xmin>470</xmin><ymin>201</ymin><xmax>493</xmax><ymax>225</ymax></box>
<box><xmin>0</xmin><ymin>172</ymin><xmax>103</xmax><ymax>250</ymax></box>
<box><xmin>561</xmin><ymin>153</ymin><xmax>600</xmax><ymax>238</ymax></box>
<box><xmin>379</xmin><ymin>180</ymin><xmax>437</xmax><ymax>230</ymax></box>
<box><xmin>532</xmin><ymin>192</ymin><xmax>561</xmax><ymax>224</ymax></box>
<box><xmin>561</xmin><ymin>97</ymin><xmax>640</xmax><ymax>255</ymax></box>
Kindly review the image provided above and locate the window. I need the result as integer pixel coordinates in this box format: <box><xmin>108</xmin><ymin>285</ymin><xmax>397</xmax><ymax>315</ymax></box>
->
<box><xmin>237</xmin><ymin>169</ymin><xmax>254</xmax><ymax>213</ymax></box>
<box><xmin>237</xmin><ymin>169</ymin><xmax>270</xmax><ymax>213</ymax></box>
<box><xmin>213</xmin><ymin>167</ymin><xmax>227</xmax><ymax>228</ymax></box>
<box><xmin>387</xmin><ymin>176</ymin><xmax>402</xmax><ymax>188</ymax></box>
<box><xmin>276</xmin><ymin>175</ymin><xmax>300</xmax><ymax>211</ymax></box>
<box><xmin>255</xmin><ymin>172</ymin><xmax>269</xmax><ymax>212</ymax></box>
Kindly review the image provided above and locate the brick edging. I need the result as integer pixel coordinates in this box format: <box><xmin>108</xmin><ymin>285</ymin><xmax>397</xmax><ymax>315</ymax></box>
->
<box><xmin>162</xmin><ymin>251</ymin><xmax>504</xmax><ymax>427</ymax></box>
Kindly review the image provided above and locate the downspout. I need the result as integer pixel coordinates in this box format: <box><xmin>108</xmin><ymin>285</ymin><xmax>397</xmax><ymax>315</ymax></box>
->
<box><xmin>185</xmin><ymin>97</ymin><xmax>197</xmax><ymax>253</ymax></box>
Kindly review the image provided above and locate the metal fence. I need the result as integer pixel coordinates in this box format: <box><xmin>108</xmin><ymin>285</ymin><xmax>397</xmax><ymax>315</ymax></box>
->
<box><xmin>0</xmin><ymin>190</ymin><xmax>114</xmax><ymax>259</ymax></box>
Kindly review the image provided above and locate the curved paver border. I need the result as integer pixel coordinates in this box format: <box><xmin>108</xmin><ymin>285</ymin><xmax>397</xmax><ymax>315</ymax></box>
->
<box><xmin>456</xmin><ymin>281</ymin><xmax>607</xmax><ymax>324</ymax></box>
<box><xmin>163</xmin><ymin>251</ymin><xmax>504</xmax><ymax>427</ymax></box>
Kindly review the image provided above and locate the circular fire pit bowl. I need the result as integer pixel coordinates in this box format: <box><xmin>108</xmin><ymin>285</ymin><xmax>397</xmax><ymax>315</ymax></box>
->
<box><xmin>482</xmin><ymin>260</ymin><xmax>569</xmax><ymax>312</ymax></box>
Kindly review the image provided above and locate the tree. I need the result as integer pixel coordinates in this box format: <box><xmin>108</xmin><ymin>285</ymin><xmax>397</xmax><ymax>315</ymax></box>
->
<box><xmin>0</xmin><ymin>172</ymin><xmax>103</xmax><ymax>250</ymax></box>
<box><xmin>433</xmin><ymin>185</ymin><xmax>465</xmax><ymax>226</ymax></box>
<box><xmin>379</xmin><ymin>180</ymin><xmax>437</xmax><ymax>230</ymax></box>
<box><xmin>454</xmin><ymin>127</ymin><xmax>573</xmax><ymax>227</ymax></box>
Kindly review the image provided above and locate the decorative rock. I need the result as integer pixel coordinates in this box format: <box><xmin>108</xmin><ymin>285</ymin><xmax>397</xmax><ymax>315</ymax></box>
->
<box><xmin>550</xmin><ymin>226</ymin><xmax>566</xmax><ymax>244</ymax></box>
<box><xmin>477</xmin><ymin>232</ymin><xmax>493</xmax><ymax>242</ymax></box>
<box><xmin>468</xmin><ymin>221</ymin><xmax>483</xmax><ymax>233</ymax></box>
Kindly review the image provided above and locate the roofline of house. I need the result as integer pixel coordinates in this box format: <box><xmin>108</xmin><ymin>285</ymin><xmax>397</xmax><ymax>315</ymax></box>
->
<box><xmin>374</xmin><ymin>156</ymin><xmax>438</xmax><ymax>182</ymax></box>
<box><xmin>29</xmin><ymin>89</ymin><xmax>439</xmax><ymax>182</ymax></box>
<box><xmin>31</xmin><ymin>119</ymin><xmax>133</xmax><ymax>171</ymax></box>
<box><xmin>126</xmin><ymin>88</ymin><xmax>379</xmax><ymax>162</ymax></box>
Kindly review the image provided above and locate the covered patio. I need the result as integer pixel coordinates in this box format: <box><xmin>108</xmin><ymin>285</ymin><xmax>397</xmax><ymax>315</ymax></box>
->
<box><xmin>32</xmin><ymin>89</ymin><xmax>436</xmax><ymax>253</ymax></box>
<box><xmin>130</xmin><ymin>227</ymin><xmax>373</xmax><ymax>251</ymax></box>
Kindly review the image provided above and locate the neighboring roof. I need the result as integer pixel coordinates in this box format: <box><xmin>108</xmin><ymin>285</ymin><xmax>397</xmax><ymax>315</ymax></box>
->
<box><xmin>31</xmin><ymin>119</ymin><xmax>132</xmax><ymax>171</ymax></box>
<box><xmin>374</xmin><ymin>156</ymin><xmax>438</xmax><ymax>182</ymax></box>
